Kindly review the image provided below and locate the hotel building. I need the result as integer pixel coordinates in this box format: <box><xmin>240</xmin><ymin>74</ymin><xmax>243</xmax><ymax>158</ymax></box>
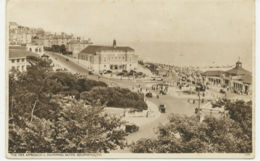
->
<box><xmin>78</xmin><ymin>40</ymin><xmax>138</xmax><ymax>73</ymax></box>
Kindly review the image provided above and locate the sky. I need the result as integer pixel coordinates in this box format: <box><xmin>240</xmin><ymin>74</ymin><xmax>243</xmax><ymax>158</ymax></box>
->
<box><xmin>7</xmin><ymin>0</ymin><xmax>254</xmax><ymax>70</ymax></box>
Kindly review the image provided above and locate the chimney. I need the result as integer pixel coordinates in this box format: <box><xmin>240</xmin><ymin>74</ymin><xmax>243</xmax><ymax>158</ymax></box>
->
<box><xmin>113</xmin><ymin>39</ymin><xmax>116</xmax><ymax>48</ymax></box>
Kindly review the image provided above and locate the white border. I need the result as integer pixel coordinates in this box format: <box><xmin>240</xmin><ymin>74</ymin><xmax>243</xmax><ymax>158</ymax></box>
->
<box><xmin>1</xmin><ymin>0</ymin><xmax>259</xmax><ymax>160</ymax></box>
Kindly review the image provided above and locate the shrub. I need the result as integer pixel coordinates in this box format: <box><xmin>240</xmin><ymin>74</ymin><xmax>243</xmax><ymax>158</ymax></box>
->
<box><xmin>80</xmin><ymin>87</ymin><xmax>148</xmax><ymax>110</ymax></box>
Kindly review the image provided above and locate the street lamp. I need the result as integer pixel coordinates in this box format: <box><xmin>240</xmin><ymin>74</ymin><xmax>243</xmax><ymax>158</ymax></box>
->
<box><xmin>195</xmin><ymin>84</ymin><xmax>203</xmax><ymax>121</ymax></box>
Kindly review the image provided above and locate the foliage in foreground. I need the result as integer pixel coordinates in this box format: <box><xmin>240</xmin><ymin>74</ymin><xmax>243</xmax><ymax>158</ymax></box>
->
<box><xmin>131</xmin><ymin>100</ymin><xmax>252</xmax><ymax>153</ymax></box>
<box><xmin>9</xmin><ymin>58</ymin><xmax>127</xmax><ymax>153</ymax></box>
<box><xmin>80</xmin><ymin>87</ymin><xmax>148</xmax><ymax>111</ymax></box>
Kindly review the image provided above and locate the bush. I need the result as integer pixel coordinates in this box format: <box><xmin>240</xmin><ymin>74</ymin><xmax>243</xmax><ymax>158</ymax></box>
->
<box><xmin>80</xmin><ymin>87</ymin><xmax>148</xmax><ymax>110</ymax></box>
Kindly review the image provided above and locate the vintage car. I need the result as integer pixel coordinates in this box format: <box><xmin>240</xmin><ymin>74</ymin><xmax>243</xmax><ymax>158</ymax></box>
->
<box><xmin>159</xmin><ymin>104</ymin><xmax>166</xmax><ymax>113</ymax></box>
<box><xmin>145</xmin><ymin>92</ymin><xmax>153</xmax><ymax>98</ymax></box>
<box><xmin>125</xmin><ymin>124</ymin><xmax>139</xmax><ymax>133</ymax></box>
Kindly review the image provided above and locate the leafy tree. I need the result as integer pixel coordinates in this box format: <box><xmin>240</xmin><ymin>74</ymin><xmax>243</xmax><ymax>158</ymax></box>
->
<box><xmin>9</xmin><ymin>97</ymin><xmax>127</xmax><ymax>153</ymax></box>
<box><xmin>60</xmin><ymin>44</ymin><xmax>66</xmax><ymax>54</ymax></box>
<box><xmin>131</xmin><ymin>100</ymin><xmax>252</xmax><ymax>153</ymax></box>
<box><xmin>80</xmin><ymin>87</ymin><xmax>147</xmax><ymax>110</ymax></box>
<box><xmin>9</xmin><ymin>57</ymin><xmax>127</xmax><ymax>153</ymax></box>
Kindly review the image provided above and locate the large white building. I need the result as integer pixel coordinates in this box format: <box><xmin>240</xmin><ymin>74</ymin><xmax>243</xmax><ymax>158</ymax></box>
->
<box><xmin>9</xmin><ymin>46</ymin><xmax>38</xmax><ymax>72</ymax></box>
<box><xmin>78</xmin><ymin>40</ymin><xmax>138</xmax><ymax>73</ymax></box>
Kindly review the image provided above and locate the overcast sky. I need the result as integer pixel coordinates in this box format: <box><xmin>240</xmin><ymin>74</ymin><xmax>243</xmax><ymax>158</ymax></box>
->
<box><xmin>7</xmin><ymin>0</ymin><xmax>253</xmax><ymax>43</ymax></box>
<box><xmin>7</xmin><ymin>0</ymin><xmax>254</xmax><ymax>69</ymax></box>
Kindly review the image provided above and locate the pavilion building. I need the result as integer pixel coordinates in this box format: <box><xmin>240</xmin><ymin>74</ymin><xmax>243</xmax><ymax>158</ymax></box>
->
<box><xmin>202</xmin><ymin>61</ymin><xmax>252</xmax><ymax>95</ymax></box>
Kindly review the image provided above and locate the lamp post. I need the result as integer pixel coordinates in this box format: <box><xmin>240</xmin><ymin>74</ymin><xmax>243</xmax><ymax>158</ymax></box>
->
<box><xmin>196</xmin><ymin>85</ymin><xmax>203</xmax><ymax>121</ymax></box>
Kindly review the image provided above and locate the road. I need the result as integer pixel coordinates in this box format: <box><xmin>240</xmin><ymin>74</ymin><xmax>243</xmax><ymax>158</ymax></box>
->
<box><xmin>47</xmin><ymin>52</ymin><xmax>140</xmax><ymax>88</ymax></box>
<box><xmin>47</xmin><ymin>52</ymin><xmax>197</xmax><ymax>150</ymax></box>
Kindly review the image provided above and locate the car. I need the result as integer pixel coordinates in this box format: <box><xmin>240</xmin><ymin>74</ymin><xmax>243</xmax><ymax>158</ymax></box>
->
<box><xmin>145</xmin><ymin>92</ymin><xmax>153</xmax><ymax>98</ymax></box>
<box><xmin>104</xmin><ymin>70</ymin><xmax>112</xmax><ymax>74</ymax></box>
<box><xmin>65</xmin><ymin>58</ymin><xmax>69</xmax><ymax>61</ymax></box>
<box><xmin>159</xmin><ymin>104</ymin><xmax>166</xmax><ymax>113</ymax></box>
<box><xmin>125</xmin><ymin>124</ymin><xmax>139</xmax><ymax>133</ymax></box>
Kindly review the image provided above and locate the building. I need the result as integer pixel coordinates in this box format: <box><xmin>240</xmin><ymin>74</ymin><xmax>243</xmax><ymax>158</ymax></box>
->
<box><xmin>78</xmin><ymin>40</ymin><xmax>138</xmax><ymax>73</ymax></box>
<box><xmin>67</xmin><ymin>39</ymin><xmax>92</xmax><ymax>58</ymax></box>
<box><xmin>26</xmin><ymin>44</ymin><xmax>45</xmax><ymax>56</ymax></box>
<box><xmin>52</xmin><ymin>33</ymin><xmax>74</xmax><ymax>46</ymax></box>
<box><xmin>224</xmin><ymin>61</ymin><xmax>252</xmax><ymax>94</ymax></box>
<box><xmin>9</xmin><ymin>46</ymin><xmax>38</xmax><ymax>72</ymax></box>
<box><xmin>202</xmin><ymin>61</ymin><xmax>252</xmax><ymax>95</ymax></box>
<box><xmin>9</xmin><ymin>22</ymin><xmax>34</xmax><ymax>45</ymax></box>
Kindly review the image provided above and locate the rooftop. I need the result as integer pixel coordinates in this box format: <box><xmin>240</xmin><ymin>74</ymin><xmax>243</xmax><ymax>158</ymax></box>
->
<box><xmin>226</xmin><ymin>66</ymin><xmax>251</xmax><ymax>76</ymax></box>
<box><xmin>9</xmin><ymin>46</ymin><xmax>38</xmax><ymax>59</ymax></box>
<box><xmin>68</xmin><ymin>40</ymin><xmax>92</xmax><ymax>44</ymax></box>
<box><xmin>79</xmin><ymin>45</ymin><xmax>134</xmax><ymax>55</ymax></box>
<box><xmin>201</xmin><ymin>70</ymin><xmax>225</xmax><ymax>77</ymax></box>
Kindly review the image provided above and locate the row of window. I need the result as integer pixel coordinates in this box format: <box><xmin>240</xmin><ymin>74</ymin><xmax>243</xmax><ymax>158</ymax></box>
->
<box><xmin>11</xmin><ymin>58</ymin><xmax>26</xmax><ymax>63</ymax></box>
<box><xmin>11</xmin><ymin>65</ymin><xmax>28</xmax><ymax>71</ymax></box>
<box><xmin>79</xmin><ymin>55</ymin><xmax>134</xmax><ymax>63</ymax></box>
<box><xmin>103</xmin><ymin>56</ymin><xmax>132</xmax><ymax>62</ymax></box>
<box><xmin>29</xmin><ymin>48</ymin><xmax>42</xmax><ymax>52</ymax></box>
<box><xmin>103</xmin><ymin>64</ymin><xmax>132</xmax><ymax>68</ymax></box>
<box><xmin>80</xmin><ymin>55</ymin><xmax>89</xmax><ymax>61</ymax></box>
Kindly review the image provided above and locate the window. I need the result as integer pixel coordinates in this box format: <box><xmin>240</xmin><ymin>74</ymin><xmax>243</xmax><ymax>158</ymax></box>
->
<box><xmin>17</xmin><ymin>59</ymin><xmax>20</xmax><ymax>63</ymax></box>
<box><xmin>11</xmin><ymin>60</ymin><xmax>15</xmax><ymax>63</ymax></box>
<box><xmin>21</xmin><ymin>58</ymin><xmax>25</xmax><ymax>62</ymax></box>
<box><xmin>11</xmin><ymin>66</ymin><xmax>15</xmax><ymax>70</ymax></box>
<box><xmin>21</xmin><ymin>65</ymin><xmax>24</xmax><ymax>71</ymax></box>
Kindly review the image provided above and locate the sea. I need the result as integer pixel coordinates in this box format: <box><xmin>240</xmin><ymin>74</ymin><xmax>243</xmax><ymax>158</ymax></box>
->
<box><xmin>126</xmin><ymin>41</ymin><xmax>253</xmax><ymax>71</ymax></box>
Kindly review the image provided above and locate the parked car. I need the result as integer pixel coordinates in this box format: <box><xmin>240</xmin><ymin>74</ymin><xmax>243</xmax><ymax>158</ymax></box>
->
<box><xmin>88</xmin><ymin>71</ymin><xmax>93</xmax><ymax>75</ymax></box>
<box><xmin>159</xmin><ymin>104</ymin><xmax>166</xmax><ymax>113</ymax></box>
<box><xmin>145</xmin><ymin>92</ymin><xmax>153</xmax><ymax>98</ymax></box>
<box><xmin>65</xmin><ymin>58</ymin><xmax>69</xmax><ymax>61</ymax></box>
<box><xmin>125</xmin><ymin>124</ymin><xmax>139</xmax><ymax>133</ymax></box>
<box><xmin>104</xmin><ymin>70</ymin><xmax>112</xmax><ymax>74</ymax></box>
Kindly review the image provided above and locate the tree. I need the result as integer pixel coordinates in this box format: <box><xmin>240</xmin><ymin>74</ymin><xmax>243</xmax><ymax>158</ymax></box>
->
<box><xmin>9</xmin><ymin>57</ymin><xmax>127</xmax><ymax>153</ymax></box>
<box><xmin>80</xmin><ymin>87</ymin><xmax>148</xmax><ymax>110</ymax></box>
<box><xmin>131</xmin><ymin>100</ymin><xmax>252</xmax><ymax>153</ymax></box>
<box><xmin>60</xmin><ymin>44</ymin><xmax>66</xmax><ymax>54</ymax></box>
<box><xmin>9</xmin><ymin>97</ymin><xmax>127</xmax><ymax>153</ymax></box>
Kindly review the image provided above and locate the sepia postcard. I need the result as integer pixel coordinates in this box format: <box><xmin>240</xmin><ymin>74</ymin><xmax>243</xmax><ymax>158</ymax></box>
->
<box><xmin>5</xmin><ymin>0</ymin><xmax>255</xmax><ymax>158</ymax></box>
